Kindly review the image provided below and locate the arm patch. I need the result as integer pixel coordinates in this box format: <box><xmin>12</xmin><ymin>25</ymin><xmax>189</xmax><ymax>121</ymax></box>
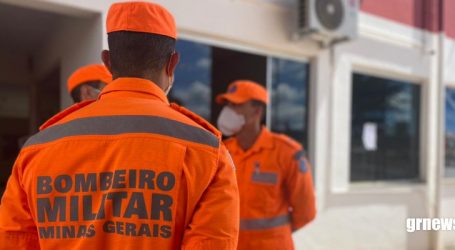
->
<box><xmin>293</xmin><ymin>150</ymin><xmax>308</xmax><ymax>173</ymax></box>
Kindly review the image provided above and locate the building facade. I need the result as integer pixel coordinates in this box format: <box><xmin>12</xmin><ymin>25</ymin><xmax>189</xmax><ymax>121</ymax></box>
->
<box><xmin>0</xmin><ymin>0</ymin><xmax>454</xmax><ymax>249</ymax></box>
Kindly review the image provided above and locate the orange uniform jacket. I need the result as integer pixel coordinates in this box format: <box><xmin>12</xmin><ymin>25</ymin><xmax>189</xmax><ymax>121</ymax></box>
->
<box><xmin>0</xmin><ymin>78</ymin><xmax>239</xmax><ymax>250</ymax></box>
<box><xmin>224</xmin><ymin>128</ymin><xmax>316</xmax><ymax>250</ymax></box>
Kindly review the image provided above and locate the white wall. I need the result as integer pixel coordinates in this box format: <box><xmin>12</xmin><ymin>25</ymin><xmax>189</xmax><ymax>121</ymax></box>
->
<box><xmin>444</xmin><ymin>38</ymin><xmax>455</xmax><ymax>85</ymax></box>
<box><xmin>27</xmin><ymin>0</ymin><xmax>320</xmax><ymax>57</ymax></box>
<box><xmin>295</xmin><ymin>204</ymin><xmax>413</xmax><ymax>250</ymax></box>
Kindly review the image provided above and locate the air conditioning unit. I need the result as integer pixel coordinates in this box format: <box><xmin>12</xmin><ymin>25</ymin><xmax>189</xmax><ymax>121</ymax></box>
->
<box><xmin>297</xmin><ymin>0</ymin><xmax>358</xmax><ymax>44</ymax></box>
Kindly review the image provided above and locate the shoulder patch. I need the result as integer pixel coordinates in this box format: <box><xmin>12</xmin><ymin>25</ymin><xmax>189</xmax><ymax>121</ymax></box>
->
<box><xmin>170</xmin><ymin>103</ymin><xmax>221</xmax><ymax>140</ymax></box>
<box><xmin>294</xmin><ymin>149</ymin><xmax>308</xmax><ymax>173</ymax></box>
<box><xmin>271</xmin><ymin>133</ymin><xmax>308</xmax><ymax>173</ymax></box>
<box><xmin>39</xmin><ymin>100</ymin><xmax>96</xmax><ymax>131</ymax></box>
<box><xmin>293</xmin><ymin>149</ymin><xmax>306</xmax><ymax>160</ymax></box>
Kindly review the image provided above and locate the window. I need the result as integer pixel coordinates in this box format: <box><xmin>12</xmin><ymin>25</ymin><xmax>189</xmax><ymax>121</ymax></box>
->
<box><xmin>170</xmin><ymin>39</ymin><xmax>267</xmax><ymax>125</ymax></box>
<box><xmin>271</xmin><ymin>58</ymin><xmax>310</xmax><ymax>146</ymax></box>
<box><xmin>445</xmin><ymin>87</ymin><xmax>455</xmax><ymax>177</ymax></box>
<box><xmin>170</xmin><ymin>40</ymin><xmax>212</xmax><ymax>121</ymax></box>
<box><xmin>170</xmin><ymin>39</ymin><xmax>310</xmax><ymax>146</ymax></box>
<box><xmin>350</xmin><ymin>73</ymin><xmax>420</xmax><ymax>181</ymax></box>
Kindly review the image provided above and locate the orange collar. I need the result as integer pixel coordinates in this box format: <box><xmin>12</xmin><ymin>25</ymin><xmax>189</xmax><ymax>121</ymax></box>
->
<box><xmin>99</xmin><ymin>77</ymin><xmax>169</xmax><ymax>104</ymax></box>
<box><xmin>231</xmin><ymin>127</ymin><xmax>275</xmax><ymax>155</ymax></box>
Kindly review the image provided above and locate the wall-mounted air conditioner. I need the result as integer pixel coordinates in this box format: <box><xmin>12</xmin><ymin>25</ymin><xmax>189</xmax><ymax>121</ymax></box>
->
<box><xmin>297</xmin><ymin>0</ymin><xmax>358</xmax><ymax>44</ymax></box>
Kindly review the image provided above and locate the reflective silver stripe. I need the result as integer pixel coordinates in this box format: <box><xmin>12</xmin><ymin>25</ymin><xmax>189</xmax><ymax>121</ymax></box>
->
<box><xmin>24</xmin><ymin>115</ymin><xmax>219</xmax><ymax>148</ymax></box>
<box><xmin>252</xmin><ymin>172</ymin><xmax>278</xmax><ymax>185</ymax></box>
<box><xmin>240</xmin><ymin>215</ymin><xmax>290</xmax><ymax>230</ymax></box>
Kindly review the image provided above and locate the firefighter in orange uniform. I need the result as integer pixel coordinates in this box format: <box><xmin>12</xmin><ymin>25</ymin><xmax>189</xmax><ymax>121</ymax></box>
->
<box><xmin>67</xmin><ymin>64</ymin><xmax>112</xmax><ymax>103</ymax></box>
<box><xmin>0</xmin><ymin>2</ymin><xmax>239</xmax><ymax>250</ymax></box>
<box><xmin>216</xmin><ymin>80</ymin><xmax>316</xmax><ymax>250</ymax></box>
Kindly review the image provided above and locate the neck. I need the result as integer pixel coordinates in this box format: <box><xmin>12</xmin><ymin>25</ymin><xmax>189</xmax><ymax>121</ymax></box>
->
<box><xmin>236</xmin><ymin>122</ymin><xmax>262</xmax><ymax>151</ymax></box>
<box><xmin>113</xmin><ymin>72</ymin><xmax>165</xmax><ymax>90</ymax></box>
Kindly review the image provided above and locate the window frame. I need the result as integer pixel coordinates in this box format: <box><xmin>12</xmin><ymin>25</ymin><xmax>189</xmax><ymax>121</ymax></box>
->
<box><xmin>349</xmin><ymin>68</ymin><xmax>424</xmax><ymax>184</ymax></box>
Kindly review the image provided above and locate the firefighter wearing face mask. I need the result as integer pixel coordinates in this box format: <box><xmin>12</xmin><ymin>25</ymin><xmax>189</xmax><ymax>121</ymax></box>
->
<box><xmin>216</xmin><ymin>80</ymin><xmax>316</xmax><ymax>250</ymax></box>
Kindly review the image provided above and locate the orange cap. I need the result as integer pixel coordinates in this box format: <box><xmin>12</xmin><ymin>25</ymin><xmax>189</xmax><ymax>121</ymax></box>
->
<box><xmin>216</xmin><ymin>80</ymin><xmax>269</xmax><ymax>105</ymax></box>
<box><xmin>67</xmin><ymin>64</ymin><xmax>112</xmax><ymax>93</ymax></box>
<box><xmin>107</xmin><ymin>2</ymin><xmax>176</xmax><ymax>39</ymax></box>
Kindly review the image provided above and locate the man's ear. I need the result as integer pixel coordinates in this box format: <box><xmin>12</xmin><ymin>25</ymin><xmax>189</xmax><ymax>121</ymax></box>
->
<box><xmin>254</xmin><ymin>104</ymin><xmax>265</xmax><ymax>121</ymax></box>
<box><xmin>257</xmin><ymin>105</ymin><xmax>265</xmax><ymax>118</ymax></box>
<box><xmin>101</xmin><ymin>50</ymin><xmax>112</xmax><ymax>73</ymax></box>
<box><xmin>166</xmin><ymin>52</ymin><xmax>180</xmax><ymax>76</ymax></box>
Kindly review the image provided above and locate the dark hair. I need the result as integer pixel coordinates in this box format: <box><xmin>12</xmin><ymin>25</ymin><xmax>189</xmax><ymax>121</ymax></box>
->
<box><xmin>70</xmin><ymin>81</ymin><xmax>104</xmax><ymax>102</ymax></box>
<box><xmin>107</xmin><ymin>31</ymin><xmax>176</xmax><ymax>78</ymax></box>
<box><xmin>251</xmin><ymin>100</ymin><xmax>266</xmax><ymax>110</ymax></box>
<box><xmin>251</xmin><ymin>100</ymin><xmax>267</xmax><ymax>124</ymax></box>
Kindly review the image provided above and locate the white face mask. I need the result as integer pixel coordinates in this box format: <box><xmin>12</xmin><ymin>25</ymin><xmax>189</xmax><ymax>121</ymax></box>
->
<box><xmin>165</xmin><ymin>75</ymin><xmax>174</xmax><ymax>96</ymax></box>
<box><xmin>217</xmin><ymin>106</ymin><xmax>246</xmax><ymax>136</ymax></box>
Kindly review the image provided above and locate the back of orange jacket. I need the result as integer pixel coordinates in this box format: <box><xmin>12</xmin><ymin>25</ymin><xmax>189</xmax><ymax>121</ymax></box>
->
<box><xmin>0</xmin><ymin>78</ymin><xmax>239</xmax><ymax>250</ymax></box>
